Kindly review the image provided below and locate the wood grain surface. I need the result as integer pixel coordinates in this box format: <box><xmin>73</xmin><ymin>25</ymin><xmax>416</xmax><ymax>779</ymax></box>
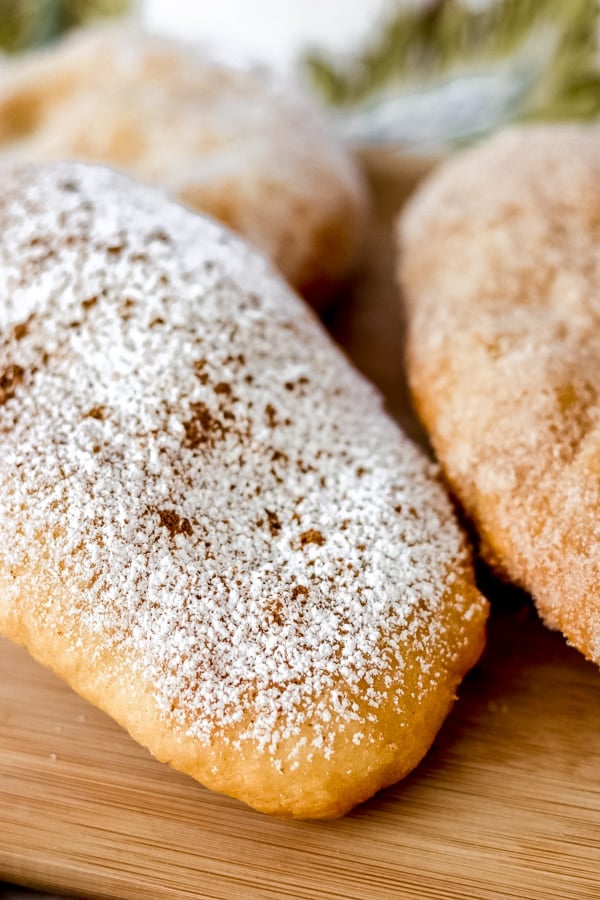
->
<box><xmin>0</xmin><ymin>156</ymin><xmax>599</xmax><ymax>900</ymax></box>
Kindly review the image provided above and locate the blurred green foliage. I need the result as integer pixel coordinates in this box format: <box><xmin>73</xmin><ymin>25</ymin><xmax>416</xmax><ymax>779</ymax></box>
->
<box><xmin>305</xmin><ymin>0</ymin><xmax>600</xmax><ymax>123</ymax></box>
<box><xmin>0</xmin><ymin>0</ymin><xmax>130</xmax><ymax>52</ymax></box>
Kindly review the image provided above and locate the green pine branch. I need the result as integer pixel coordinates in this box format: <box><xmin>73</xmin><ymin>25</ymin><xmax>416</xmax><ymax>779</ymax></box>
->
<box><xmin>0</xmin><ymin>0</ymin><xmax>130</xmax><ymax>52</ymax></box>
<box><xmin>304</xmin><ymin>0</ymin><xmax>600</xmax><ymax>123</ymax></box>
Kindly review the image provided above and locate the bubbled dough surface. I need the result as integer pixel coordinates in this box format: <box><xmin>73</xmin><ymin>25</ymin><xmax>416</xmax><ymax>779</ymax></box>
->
<box><xmin>399</xmin><ymin>125</ymin><xmax>600</xmax><ymax>666</ymax></box>
<box><xmin>0</xmin><ymin>162</ymin><xmax>486</xmax><ymax>817</ymax></box>
<box><xmin>0</xmin><ymin>27</ymin><xmax>368</xmax><ymax>302</ymax></box>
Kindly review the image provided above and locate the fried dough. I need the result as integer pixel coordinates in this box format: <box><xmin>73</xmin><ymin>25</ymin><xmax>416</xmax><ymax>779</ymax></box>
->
<box><xmin>0</xmin><ymin>162</ymin><xmax>486</xmax><ymax>817</ymax></box>
<box><xmin>399</xmin><ymin>126</ymin><xmax>600</xmax><ymax>665</ymax></box>
<box><xmin>0</xmin><ymin>27</ymin><xmax>367</xmax><ymax>304</ymax></box>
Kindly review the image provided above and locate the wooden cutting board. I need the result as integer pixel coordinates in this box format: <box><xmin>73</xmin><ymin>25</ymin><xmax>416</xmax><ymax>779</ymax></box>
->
<box><xmin>1</xmin><ymin>157</ymin><xmax>599</xmax><ymax>900</ymax></box>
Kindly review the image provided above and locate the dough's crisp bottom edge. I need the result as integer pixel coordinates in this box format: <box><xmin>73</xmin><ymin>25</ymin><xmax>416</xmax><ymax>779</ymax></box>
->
<box><xmin>0</xmin><ymin>575</ymin><xmax>486</xmax><ymax>819</ymax></box>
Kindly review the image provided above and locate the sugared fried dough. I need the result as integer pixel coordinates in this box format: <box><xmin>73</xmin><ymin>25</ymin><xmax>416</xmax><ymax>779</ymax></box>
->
<box><xmin>399</xmin><ymin>126</ymin><xmax>600</xmax><ymax>665</ymax></box>
<box><xmin>0</xmin><ymin>162</ymin><xmax>486</xmax><ymax>818</ymax></box>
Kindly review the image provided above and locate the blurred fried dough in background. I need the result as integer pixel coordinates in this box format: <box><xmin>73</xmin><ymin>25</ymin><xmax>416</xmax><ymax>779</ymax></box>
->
<box><xmin>0</xmin><ymin>25</ymin><xmax>368</xmax><ymax>306</ymax></box>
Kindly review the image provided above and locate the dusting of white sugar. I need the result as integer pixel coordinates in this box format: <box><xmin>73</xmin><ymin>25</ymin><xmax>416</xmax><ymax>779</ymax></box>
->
<box><xmin>0</xmin><ymin>162</ymin><xmax>480</xmax><ymax>760</ymax></box>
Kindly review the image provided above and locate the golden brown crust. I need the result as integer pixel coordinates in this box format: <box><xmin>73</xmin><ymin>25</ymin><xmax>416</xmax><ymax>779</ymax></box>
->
<box><xmin>0</xmin><ymin>26</ymin><xmax>368</xmax><ymax>305</ymax></box>
<box><xmin>399</xmin><ymin>125</ymin><xmax>600</xmax><ymax>665</ymax></box>
<box><xmin>3</xmin><ymin>568</ymin><xmax>484</xmax><ymax>818</ymax></box>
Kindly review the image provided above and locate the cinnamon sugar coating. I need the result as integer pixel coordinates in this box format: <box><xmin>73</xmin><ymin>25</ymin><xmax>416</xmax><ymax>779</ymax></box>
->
<box><xmin>399</xmin><ymin>125</ymin><xmax>600</xmax><ymax>666</ymax></box>
<box><xmin>0</xmin><ymin>27</ymin><xmax>367</xmax><ymax>305</ymax></box>
<box><xmin>0</xmin><ymin>162</ymin><xmax>486</xmax><ymax>817</ymax></box>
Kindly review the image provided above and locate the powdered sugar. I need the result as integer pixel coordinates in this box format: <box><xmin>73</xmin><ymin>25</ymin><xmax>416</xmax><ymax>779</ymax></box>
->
<box><xmin>0</xmin><ymin>162</ymin><xmax>480</xmax><ymax>760</ymax></box>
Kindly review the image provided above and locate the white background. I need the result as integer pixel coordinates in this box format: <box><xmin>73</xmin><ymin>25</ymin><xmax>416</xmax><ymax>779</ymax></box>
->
<box><xmin>142</xmin><ymin>0</ymin><xmax>391</xmax><ymax>71</ymax></box>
